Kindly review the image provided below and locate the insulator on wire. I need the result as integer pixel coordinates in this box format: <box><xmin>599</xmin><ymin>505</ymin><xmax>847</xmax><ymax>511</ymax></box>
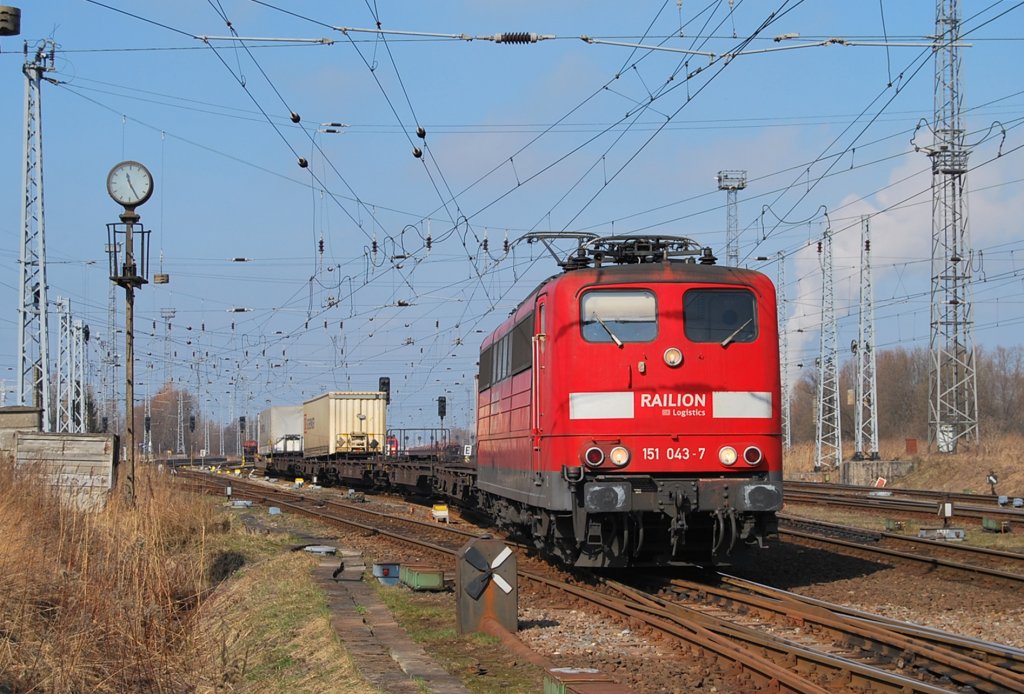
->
<box><xmin>426</xmin><ymin>235</ymin><xmax>432</xmax><ymax>251</ymax></box>
<box><xmin>290</xmin><ymin>112</ymin><xmax>300</xmax><ymax>123</ymax></box>
<box><xmin>412</xmin><ymin>146</ymin><xmax>423</xmax><ymax>158</ymax></box>
<box><xmin>483</xmin><ymin>238</ymin><xmax>489</xmax><ymax>252</ymax></box>
<box><xmin>503</xmin><ymin>237</ymin><xmax>510</xmax><ymax>254</ymax></box>
<box><xmin>416</xmin><ymin>126</ymin><xmax>426</xmax><ymax>139</ymax></box>
<box><xmin>817</xmin><ymin>241</ymin><xmax>822</xmax><ymax>253</ymax></box>
<box><xmin>372</xmin><ymin>239</ymin><xmax>378</xmax><ymax>255</ymax></box>
<box><xmin>298</xmin><ymin>157</ymin><xmax>309</xmax><ymax>168</ymax></box>
<box><xmin>318</xmin><ymin>238</ymin><xmax>324</xmax><ymax>254</ymax></box>
<box><xmin>494</xmin><ymin>32</ymin><xmax>537</xmax><ymax>44</ymax></box>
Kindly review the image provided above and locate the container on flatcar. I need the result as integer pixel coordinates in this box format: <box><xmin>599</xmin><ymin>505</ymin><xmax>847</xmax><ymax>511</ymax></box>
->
<box><xmin>256</xmin><ymin>405</ymin><xmax>303</xmax><ymax>457</ymax></box>
<box><xmin>302</xmin><ymin>391</ymin><xmax>387</xmax><ymax>458</ymax></box>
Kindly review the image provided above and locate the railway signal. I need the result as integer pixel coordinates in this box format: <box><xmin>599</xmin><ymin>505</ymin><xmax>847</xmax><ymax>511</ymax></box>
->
<box><xmin>456</xmin><ymin>537</ymin><xmax>517</xmax><ymax>635</ymax></box>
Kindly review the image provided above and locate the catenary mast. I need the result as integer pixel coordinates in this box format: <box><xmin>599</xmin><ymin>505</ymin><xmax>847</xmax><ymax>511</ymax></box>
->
<box><xmin>925</xmin><ymin>0</ymin><xmax>978</xmax><ymax>452</ymax></box>
<box><xmin>17</xmin><ymin>41</ymin><xmax>54</xmax><ymax>429</ymax></box>
<box><xmin>815</xmin><ymin>226</ymin><xmax>841</xmax><ymax>471</ymax></box>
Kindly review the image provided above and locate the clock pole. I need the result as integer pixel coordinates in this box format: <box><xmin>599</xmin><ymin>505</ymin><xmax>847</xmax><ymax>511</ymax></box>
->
<box><xmin>105</xmin><ymin>161</ymin><xmax>153</xmax><ymax>504</ymax></box>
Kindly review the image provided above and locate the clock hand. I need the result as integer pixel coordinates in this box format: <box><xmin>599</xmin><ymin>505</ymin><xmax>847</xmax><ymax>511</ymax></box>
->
<box><xmin>126</xmin><ymin>173</ymin><xmax>140</xmax><ymax>197</ymax></box>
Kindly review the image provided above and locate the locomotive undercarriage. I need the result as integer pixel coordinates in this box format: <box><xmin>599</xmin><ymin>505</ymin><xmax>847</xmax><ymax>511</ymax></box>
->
<box><xmin>482</xmin><ymin>471</ymin><xmax>781</xmax><ymax>567</ymax></box>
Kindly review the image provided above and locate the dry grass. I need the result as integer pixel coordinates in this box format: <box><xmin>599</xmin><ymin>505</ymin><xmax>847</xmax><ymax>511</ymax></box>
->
<box><xmin>0</xmin><ymin>457</ymin><xmax>229</xmax><ymax>692</ymax></box>
<box><xmin>194</xmin><ymin>552</ymin><xmax>375</xmax><ymax>694</ymax></box>
<box><xmin>785</xmin><ymin>434</ymin><xmax>1024</xmax><ymax>497</ymax></box>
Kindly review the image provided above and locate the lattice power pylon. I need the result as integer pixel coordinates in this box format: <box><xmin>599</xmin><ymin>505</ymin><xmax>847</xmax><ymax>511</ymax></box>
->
<box><xmin>101</xmin><ymin>269</ymin><xmax>121</xmax><ymax>434</ymax></box>
<box><xmin>925</xmin><ymin>0</ymin><xmax>978</xmax><ymax>452</ymax></box>
<box><xmin>853</xmin><ymin>218</ymin><xmax>880</xmax><ymax>460</ymax></box>
<box><xmin>56</xmin><ymin>298</ymin><xmax>72</xmax><ymax>432</ymax></box>
<box><xmin>161</xmin><ymin>307</ymin><xmax>176</xmax><ymax>387</ymax></box>
<box><xmin>716</xmin><ymin>170</ymin><xmax>747</xmax><ymax>267</ymax></box>
<box><xmin>160</xmin><ymin>307</ymin><xmax>185</xmax><ymax>454</ymax></box>
<box><xmin>815</xmin><ymin>227</ymin><xmax>841</xmax><ymax>471</ymax></box>
<box><xmin>143</xmin><ymin>376</ymin><xmax>152</xmax><ymax>460</ymax></box>
<box><xmin>17</xmin><ymin>41</ymin><xmax>55</xmax><ymax>429</ymax></box>
<box><xmin>72</xmin><ymin>319</ymin><xmax>87</xmax><ymax>432</ymax></box>
<box><xmin>777</xmin><ymin>252</ymin><xmax>791</xmax><ymax>449</ymax></box>
<box><xmin>176</xmin><ymin>387</ymin><xmax>185</xmax><ymax>455</ymax></box>
<box><xmin>56</xmin><ymin>298</ymin><xmax>89</xmax><ymax>433</ymax></box>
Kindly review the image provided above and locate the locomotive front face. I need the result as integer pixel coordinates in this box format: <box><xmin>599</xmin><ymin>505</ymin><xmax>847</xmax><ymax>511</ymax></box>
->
<box><xmin>542</xmin><ymin>264</ymin><xmax>782</xmax><ymax>565</ymax></box>
<box><xmin>554</xmin><ymin>273</ymin><xmax>781</xmax><ymax>480</ymax></box>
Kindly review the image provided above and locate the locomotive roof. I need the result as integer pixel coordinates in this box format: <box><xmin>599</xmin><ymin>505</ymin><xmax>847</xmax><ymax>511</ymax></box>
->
<box><xmin>481</xmin><ymin>259</ymin><xmax>774</xmax><ymax>350</ymax></box>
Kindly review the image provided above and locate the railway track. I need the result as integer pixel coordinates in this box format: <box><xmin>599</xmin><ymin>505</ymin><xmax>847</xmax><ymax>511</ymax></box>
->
<box><xmin>788</xmin><ymin>481</ymin><xmax>1022</xmax><ymax>508</ymax></box>
<box><xmin>780</xmin><ymin>515</ymin><xmax>1024</xmax><ymax>585</ymax></box>
<box><xmin>612</xmin><ymin>574</ymin><xmax>1024</xmax><ymax>694</ymax></box>
<box><xmin>181</xmin><ymin>471</ymin><xmax>1023</xmax><ymax>692</ymax></box>
<box><xmin>785</xmin><ymin>481</ymin><xmax>1024</xmax><ymax>523</ymax></box>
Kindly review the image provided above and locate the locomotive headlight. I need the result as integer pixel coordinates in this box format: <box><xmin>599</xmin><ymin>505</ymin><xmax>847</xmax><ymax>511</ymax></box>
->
<box><xmin>663</xmin><ymin>347</ymin><xmax>683</xmax><ymax>367</ymax></box>
<box><xmin>584</xmin><ymin>447</ymin><xmax>605</xmax><ymax>467</ymax></box>
<box><xmin>609</xmin><ymin>446</ymin><xmax>630</xmax><ymax>467</ymax></box>
<box><xmin>718</xmin><ymin>446</ymin><xmax>738</xmax><ymax>466</ymax></box>
<box><xmin>743</xmin><ymin>446</ymin><xmax>763</xmax><ymax>465</ymax></box>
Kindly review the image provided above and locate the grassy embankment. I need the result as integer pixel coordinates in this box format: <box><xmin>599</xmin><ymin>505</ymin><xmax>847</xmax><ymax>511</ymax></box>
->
<box><xmin>0</xmin><ymin>458</ymin><xmax>372</xmax><ymax>693</ymax></box>
<box><xmin>784</xmin><ymin>434</ymin><xmax>1024</xmax><ymax>495</ymax></box>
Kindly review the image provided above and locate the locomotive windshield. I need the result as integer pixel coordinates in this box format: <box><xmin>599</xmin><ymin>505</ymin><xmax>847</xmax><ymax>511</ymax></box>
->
<box><xmin>580</xmin><ymin>290</ymin><xmax>657</xmax><ymax>343</ymax></box>
<box><xmin>683</xmin><ymin>289</ymin><xmax>757</xmax><ymax>343</ymax></box>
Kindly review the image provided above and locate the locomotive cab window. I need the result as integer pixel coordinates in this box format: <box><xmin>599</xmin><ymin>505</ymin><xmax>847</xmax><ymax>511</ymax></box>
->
<box><xmin>683</xmin><ymin>289</ymin><xmax>757</xmax><ymax>343</ymax></box>
<box><xmin>580</xmin><ymin>290</ymin><xmax>657</xmax><ymax>343</ymax></box>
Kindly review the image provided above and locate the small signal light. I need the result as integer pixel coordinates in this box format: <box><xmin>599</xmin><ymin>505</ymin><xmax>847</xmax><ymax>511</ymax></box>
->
<box><xmin>584</xmin><ymin>447</ymin><xmax>605</xmax><ymax>467</ymax></box>
<box><xmin>663</xmin><ymin>347</ymin><xmax>683</xmax><ymax>367</ymax></box>
<box><xmin>719</xmin><ymin>446</ymin><xmax>738</xmax><ymax>466</ymax></box>
<box><xmin>609</xmin><ymin>446</ymin><xmax>630</xmax><ymax>467</ymax></box>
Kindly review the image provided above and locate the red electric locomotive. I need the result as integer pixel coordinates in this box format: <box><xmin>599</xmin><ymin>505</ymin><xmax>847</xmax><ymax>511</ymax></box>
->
<box><xmin>475</xmin><ymin>234</ymin><xmax>782</xmax><ymax>567</ymax></box>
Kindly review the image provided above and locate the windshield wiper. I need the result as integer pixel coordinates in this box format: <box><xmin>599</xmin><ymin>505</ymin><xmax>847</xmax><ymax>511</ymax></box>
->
<box><xmin>720</xmin><ymin>318</ymin><xmax>753</xmax><ymax>348</ymax></box>
<box><xmin>592</xmin><ymin>314</ymin><xmax>624</xmax><ymax>348</ymax></box>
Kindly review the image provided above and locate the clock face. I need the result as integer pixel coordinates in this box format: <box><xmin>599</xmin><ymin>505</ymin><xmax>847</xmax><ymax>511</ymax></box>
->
<box><xmin>106</xmin><ymin>161</ymin><xmax>154</xmax><ymax>208</ymax></box>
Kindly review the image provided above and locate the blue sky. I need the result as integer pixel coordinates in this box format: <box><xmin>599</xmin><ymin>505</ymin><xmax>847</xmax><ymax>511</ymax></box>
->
<box><xmin>0</xmin><ymin>1</ymin><xmax>1021</xmax><ymax>433</ymax></box>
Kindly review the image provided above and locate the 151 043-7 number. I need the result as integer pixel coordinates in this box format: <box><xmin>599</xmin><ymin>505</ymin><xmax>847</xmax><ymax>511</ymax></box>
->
<box><xmin>642</xmin><ymin>447</ymin><xmax>706</xmax><ymax>461</ymax></box>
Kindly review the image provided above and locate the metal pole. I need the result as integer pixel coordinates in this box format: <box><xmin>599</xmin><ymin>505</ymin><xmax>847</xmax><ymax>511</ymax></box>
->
<box><xmin>123</xmin><ymin>213</ymin><xmax>137</xmax><ymax>501</ymax></box>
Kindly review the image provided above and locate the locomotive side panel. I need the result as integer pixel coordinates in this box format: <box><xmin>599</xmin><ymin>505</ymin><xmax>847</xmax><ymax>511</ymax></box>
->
<box><xmin>475</xmin><ymin>304</ymin><xmax>567</xmax><ymax>508</ymax></box>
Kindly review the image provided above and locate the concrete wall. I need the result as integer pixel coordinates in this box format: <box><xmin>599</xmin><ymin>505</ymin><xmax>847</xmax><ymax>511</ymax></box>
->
<box><xmin>841</xmin><ymin>459</ymin><xmax>915</xmax><ymax>486</ymax></box>
<box><xmin>0</xmin><ymin>406</ymin><xmax>42</xmax><ymax>453</ymax></box>
<box><xmin>15</xmin><ymin>432</ymin><xmax>119</xmax><ymax>510</ymax></box>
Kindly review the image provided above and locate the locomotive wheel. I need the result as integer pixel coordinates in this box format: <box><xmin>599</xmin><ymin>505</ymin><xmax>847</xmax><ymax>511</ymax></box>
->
<box><xmin>599</xmin><ymin>514</ymin><xmax>627</xmax><ymax>565</ymax></box>
<box><xmin>530</xmin><ymin>511</ymin><xmax>551</xmax><ymax>551</ymax></box>
<box><xmin>552</xmin><ymin>514</ymin><xmax>579</xmax><ymax>565</ymax></box>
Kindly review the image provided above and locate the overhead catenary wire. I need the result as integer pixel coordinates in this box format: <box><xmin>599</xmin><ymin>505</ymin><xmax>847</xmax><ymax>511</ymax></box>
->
<box><xmin>33</xmin><ymin>2</ymin><xmax>1024</xmax><ymax>427</ymax></box>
